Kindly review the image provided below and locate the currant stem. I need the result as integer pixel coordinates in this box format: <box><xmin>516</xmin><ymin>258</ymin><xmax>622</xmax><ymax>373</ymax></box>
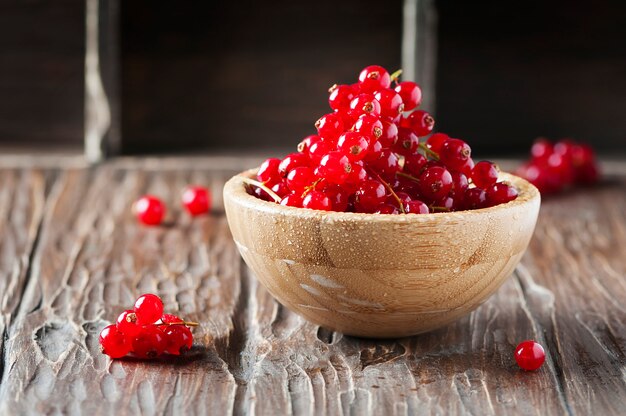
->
<box><xmin>158</xmin><ymin>321</ymin><xmax>199</xmax><ymax>327</ymax></box>
<box><xmin>397</xmin><ymin>171</ymin><xmax>420</xmax><ymax>183</ymax></box>
<box><xmin>240</xmin><ymin>177</ymin><xmax>282</xmax><ymax>203</ymax></box>
<box><xmin>430</xmin><ymin>206</ymin><xmax>451</xmax><ymax>213</ymax></box>
<box><xmin>370</xmin><ymin>170</ymin><xmax>406</xmax><ymax>214</ymax></box>
<box><xmin>390</xmin><ymin>69</ymin><xmax>403</xmax><ymax>82</ymax></box>
<box><xmin>418</xmin><ymin>142</ymin><xmax>440</xmax><ymax>161</ymax></box>
<box><xmin>301</xmin><ymin>178</ymin><xmax>324</xmax><ymax>198</ymax></box>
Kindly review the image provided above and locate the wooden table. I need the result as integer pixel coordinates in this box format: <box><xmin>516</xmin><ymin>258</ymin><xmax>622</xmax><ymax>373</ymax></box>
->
<box><xmin>0</xmin><ymin>156</ymin><xmax>624</xmax><ymax>415</ymax></box>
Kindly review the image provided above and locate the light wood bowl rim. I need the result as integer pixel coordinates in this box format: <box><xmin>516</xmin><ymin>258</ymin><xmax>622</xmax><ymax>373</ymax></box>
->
<box><xmin>224</xmin><ymin>168</ymin><xmax>540</xmax><ymax>221</ymax></box>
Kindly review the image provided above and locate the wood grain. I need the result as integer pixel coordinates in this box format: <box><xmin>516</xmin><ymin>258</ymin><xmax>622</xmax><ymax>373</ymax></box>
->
<box><xmin>0</xmin><ymin>157</ymin><xmax>624</xmax><ymax>415</ymax></box>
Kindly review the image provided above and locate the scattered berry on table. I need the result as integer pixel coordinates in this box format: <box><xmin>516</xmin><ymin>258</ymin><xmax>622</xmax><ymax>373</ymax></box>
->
<box><xmin>182</xmin><ymin>186</ymin><xmax>211</xmax><ymax>216</ymax></box>
<box><xmin>134</xmin><ymin>195</ymin><xmax>166</xmax><ymax>226</ymax></box>
<box><xmin>515</xmin><ymin>340</ymin><xmax>546</xmax><ymax>371</ymax></box>
<box><xmin>246</xmin><ymin>64</ymin><xmax>519</xmax><ymax>213</ymax></box>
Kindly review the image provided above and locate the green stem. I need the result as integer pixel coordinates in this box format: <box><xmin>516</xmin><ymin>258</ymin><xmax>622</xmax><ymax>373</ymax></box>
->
<box><xmin>390</xmin><ymin>69</ymin><xmax>403</xmax><ymax>82</ymax></box>
<box><xmin>370</xmin><ymin>170</ymin><xmax>406</xmax><ymax>214</ymax></box>
<box><xmin>397</xmin><ymin>171</ymin><xmax>420</xmax><ymax>183</ymax></box>
<box><xmin>418</xmin><ymin>142</ymin><xmax>440</xmax><ymax>161</ymax></box>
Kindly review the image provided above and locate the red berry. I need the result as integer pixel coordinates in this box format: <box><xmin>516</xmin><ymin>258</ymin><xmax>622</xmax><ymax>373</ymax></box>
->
<box><xmin>404</xmin><ymin>153</ymin><xmax>427</xmax><ymax>176</ymax></box>
<box><xmin>358</xmin><ymin>65</ymin><xmax>391</xmax><ymax>93</ymax></box>
<box><xmin>405</xmin><ymin>200</ymin><xmax>429</xmax><ymax>214</ymax></box>
<box><xmin>322</xmin><ymin>183</ymin><xmax>350</xmax><ymax>212</ymax></box>
<box><xmin>378</xmin><ymin>117</ymin><xmax>398</xmax><ymax>147</ymax></box>
<box><xmin>337</xmin><ymin>132</ymin><xmax>370</xmax><ymax>162</ymax></box>
<box><xmin>161</xmin><ymin>313</ymin><xmax>184</xmax><ymax>324</ymax></box>
<box><xmin>286</xmin><ymin>166</ymin><xmax>316</xmax><ymax>192</ymax></box>
<box><xmin>116</xmin><ymin>310</ymin><xmax>141</xmax><ymax>338</ymax></box>
<box><xmin>362</xmin><ymin>139</ymin><xmax>384</xmax><ymax>163</ymax></box>
<box><xmin>374</xmin><ymin>89</ymin><xmax>404</xmax><ymax>119</ymax></box>
<box><xmin>516</xmin><ymin>162</ymin><xmax>562</xmax><ymax>195</ymax></box>
<box><xmin>394</xmin><ymin>81</ymin><xmax>422</xmax><ymax>111</ymax></box>
<box><xmin>472</xmin><ymin>161</ymin><xmax>499</xmax><ymax>188</ymax></box>
<box><xmin>355</xmin><ymin>180</ymin><xmax>387</xmax><ymax>213</ymax></box>
<box><xmin>319</xmin><ymin>151</ymin><xmax>353</xmax><ymax>184</ymax></box>
<box><xmin>531</xmin><ymin>138</ymin><xmax>553</xmax><ymax>162</ymax></box>
<box><xmin>450</xmin><ymin>171</ymin><xmax>469</xmax><ymax>197</ymax></box>
<box><xmin>307</xmin><ymin>139</ymin><xmax>333</xmax><ymax>165</ymax></box>
<box><xmin>280</xmin><ymin>192</ymin><xmax>303</xmax><ymax>208</ymax></box>
<box><xmin>464</xmin><ymin>187</ymin><xmax>488</xmax><ymax>210</ymax></box>
<box><xmin>369</xmin><ymin>149</ymin><xmax>400</xmax><ymax>179</ymax></box>
<box><xmin>302</xmin><ymin>191</ymin><xmax>331</xmax><ymax>211</ymax></box>
<box><xmin>353</xmin><ymin>114</ymin><xmax>383</xmax><ymax>139</ymax></box>
<box><xmin>257</xmin><ymin>158</ymin><xmax>282</xmax><ymax>186</ymax></box>
<box><xmin>100</xmin><ymin>324</ymin><xmax>132</xmax><ymax>359</ymax></box>
<box><xmin>418</xmin><ymin>166</ymin><xmax>453</xmax><ymax>201</ymax></box>
<box><xmin>182</xmin><ymin>186</ymin><xmax>211</xmax><ymax>216</ymax></box>
<box><xmin>349</xmin><ymin>94</ymin><xmax>382</xmax><ymax>118</ymax></box>
<box><xmin>515</xmin><ymin>340</ymin><xmax>545</xmax><ymax>371</ymax></box>
<box><xmin>328</xmin><ymin>84</ymin><xmax>356</xmax><ymax>112</ymax></box>
<box><xmin>132</xmin><ymin>325</ymin><xmax>167</xmax><ymax>359</ymax></box>
<box><xmin>440</xmin><ymin>138</ymin><xmax>472</xmax><ymax>171</ymax></box>
<box><xmin>315</xmin><ymin>113</ymin><xmax>344</xmax><ymax>143</ymax></box>
<box><xmin>297</xmin><ymin>135</ymin><xmax>321</xmax><ymax>154</ymax></box>
<box><xmin>345</xmin><ymin>162</ymin><xmax>367</xmax><ymax>190</ymax></box>
<box><xmin>134</xmin><ymin>294</ymin><xmax>164</xmax><ymax>325</ymax></box>
<box><xmin>134</xmin><ymin>195</ymin><xmax>165</xmax><ymax>226</ymax></box>
<box><xmin>163</xmin><ymin>325</ymin><xmax>193</xmax><ymax>355</ymax></box>
<box><xmin>375</xmin><ymin>204</ymin><xmax>400</xmax><ymax>214</ymax></box>
<box><xmin>270</xmin><ymin>181</ymin><xmax>289</xmax><ymax>199</ymax></box>
<box><xmin>426</xmin><ymin>133</ymin><xmax>449</xmax><ymax>154</ymax></box>
<box><xmin>393</xmin><ymin>127</ymin><xmax>420</xmax><ymax>156</ymax></box>
<box><xmin>279</xmin><ymin>153</ymin><xmax>310</xmax><ymax>177</ymax></box>
<box><xmin>487</xmin><ymin>183</ymin><xmax>519</xmax><ymax>206</ymax></box>
<box><xmin>401</xmin><ymin>110</ymin><xmax>434</xmax><ymax>136</ymax></box>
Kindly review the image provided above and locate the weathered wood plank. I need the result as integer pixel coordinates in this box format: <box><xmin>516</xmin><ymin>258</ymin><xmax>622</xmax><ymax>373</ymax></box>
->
<box><xmin>0</xmin><ymin>160</ymin><xmax>623</xmax><ymax>415</ymax></box>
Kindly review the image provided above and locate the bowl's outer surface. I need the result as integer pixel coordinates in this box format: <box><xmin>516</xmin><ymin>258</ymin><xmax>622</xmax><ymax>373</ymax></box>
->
<box><xmin>224</xmin><ymin>171</ymin><xmax>540</xmax><ymax>338</ymax></box>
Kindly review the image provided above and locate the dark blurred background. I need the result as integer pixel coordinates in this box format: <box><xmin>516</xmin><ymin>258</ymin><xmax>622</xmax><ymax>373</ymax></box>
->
<box><xmin>0</xmin><ymin>0</ymin><xmax>624</xmax><ymax>157</ymax></box>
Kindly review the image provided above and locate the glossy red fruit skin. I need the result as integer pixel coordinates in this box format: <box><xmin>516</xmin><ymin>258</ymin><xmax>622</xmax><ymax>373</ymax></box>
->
<box><xmin>355</xmin><ymin>180</ymin><xmax>387</xmax><ymax>213</ymax></box>
<box><xmin>358</xmin><ymin>65</ymin><xmax>391</xmax><ymax>93</ymax></box>
<box><xmin>463</xmin><ymin>187</ymin><xmax>488</xmax><ymax>210</ymax></box>
<box><xmin>116</xmin><ymin>310</ymin><xmax>141</xmax><ymax>338</ymax></box>
<box><xmin>182</xmin><ymin>186</ymin><xmax>211</xmax><ymax>216</ymax></box>
<box><xmin>270</xmin><ymin>181</ymin><xmax>290</xmax><ymax>199</ymax></box>
<box><xmin>375</xmin><ymin>204</ymin><xmax>400</xmax><ymax>214</ymax></box>
<box><xmin>302</xmin><ymin>191</ymin><xmax>331</xmax><ymax>211</ymax></box>
<box><xmin>486</xmin><ymin>183</ymin><xmax>519</xmax><ymax>206</ymax></box>
<box><xmin>319</xmin><ymin>151</ymin><xmax>352</xmax><ymax>184</ymax></box>
<box><xmin>161</xmin><ymin>313</ymin><xmax>183</xmax><ymax>324</ymax></box>
<box><xmin>322</xmin><ymin>183</ymin><xmax>349</xmax><ymax>212</ymax></box>
<box><xmin>378</xmin><ymin>117</ymin><xmax>398</xmax><ymax>147</ymax></box>
<box><xmin>394</xmin><ymin>81</ymin><xmax>422</xmax><ymax>111</ymax></box>
<box><xmin>280</xmin><ymin>192</ymin><xmax>304</xmax><ymax>208</ymax></box>
<box><xmin>370</xmin><ymin>149</ymin><xmax>401</xmax><ymax>180</ymax></box>
<box><xmin>328</xmin><ymin>84</ymin><xmax>356</xmax><ymax>112</ymax></box>
<box><xmin>257</xmin><ymin>158</ymin><xmax>282</xmax><ymax>186</ymax></box>
<box><xmin>279</xmin><ymin>153</ymin><xmax>310</xmax><ymax>177</ymax></box>
<box><xmin>404</xmin><ymin>153</ymin><xmax>427</xmax><ymax>177</ymax></box>
<box><xmin>426</xmin><ymin>133</ymin><xmax>449</xmax><ymax>155</ymax></box>
<box><xmin>315</xmin><ymin>113</ymin><xmax>344</xmax><ymax>144</ymax></box>
<box><xmin>531</xmin><ymin>138</ymin><xmax>553</xmax><ymax>162</ymax></box>
<box><xmin>440</xmin><ymin>138</ymin><xmax>472</xmax><ymax>171</ymax></box>
<box><xmin>405</xmin><ymin>200</ymin><xmax>429</xmax><ymax>214</ymax></box>
<box><xmin>450</xmin><ymin>171</ymin><xmax>469</xmax><ymax>198</ymax></box>
<box><xmin>297</xmin><ymin>135</ymin><xmax>321</xmax><ymax>154</ymax></box>
<box><xmin>349</xmin><ymin>94</ymin><xmax>382</xmax><ymax>118</ymax></box>
<box><xmin>515</xmin><ymin>340</ymin><xmax>546</xmax><ymax>371</ymax></box>
<box><xmin>132</xmin><ymin>325</ymin><xmax>167</xmax><ymax>359</ymax></box>
<box><xmin>134</xmin><ymin>294</ymin><xmax>164</xmax><ymax>325</ymax></box>
<box><xmin>134</xmin><ymin>195</ymin><xmax>166</xmax><ymax>226</ymax></box>
<box><xmin>307</xmin><ymin>139</ymin><xmax>333</xmax><ymax>165</ymax></box>
<box><xmin>163</xmin><ymin>325</ymin><xmax>193</xmax><ymax>355</ymax></box>
<box><xmin>286</xmin><ymin>166</ymin><xmax>315</xmax><ymax>192</ymax></box>
<box><xmin>418</xmin><ymin>166</ymin><xmax>453</xmax><ymax>201</ymax></box>
<box><xmin>353</xmin><ymin>113</ymin><xmax>383</xmax><ymax>140</ymax></box>
<box><xmin>374</xmin><ymin>89</ymin><xmax>404</xmax><ymax>119</ymax></box>
<box><xmin>401</xmin><ymin>110</ymin><xmax>435</xmax><ymax>136</ymax></box>
<box><xmin>337</xmin><ymin>132</ymin><xmax>370</xmax><ymax>162</ymax></box>
<box><xmin>472</xmin><ymin>161</ymin><xmax>499</xmax><ymax>189</ymax></box>
<box><xmin>393</xmin><ymin>127</ymin><xmax>420</xmax><ymax>156</ymax></box>
<box><xmin>100</xmin><ymin>324</ymin><xmax>132</xmax><ymax>359</ymax></box>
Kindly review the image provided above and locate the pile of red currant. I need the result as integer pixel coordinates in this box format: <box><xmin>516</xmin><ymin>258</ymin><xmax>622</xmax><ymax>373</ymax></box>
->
<box><xmin>133</xmin><ymin>185</ymin><xmax>212</xmax><ymax>226</ymax></box>
<box><xmin>99</xmin><ymin>294</ymin><xmax>196</xmax><ymax>359</ymax></box>
<box><xmin>516</xmin><ymin>138</ymin><xmax>600</xmax><ymax>195</ymax></box>
<box><xmin>249</xmin><ymin>65</ymin><xmax>518</xmax><ymax>214</ymax></box>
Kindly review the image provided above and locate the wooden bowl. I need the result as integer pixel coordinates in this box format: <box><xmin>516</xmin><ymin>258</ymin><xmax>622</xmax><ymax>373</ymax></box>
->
<box><xmin>223</xmin><ymin>170</ymin><xmax>540</xmax><ymax>338</ymax></box>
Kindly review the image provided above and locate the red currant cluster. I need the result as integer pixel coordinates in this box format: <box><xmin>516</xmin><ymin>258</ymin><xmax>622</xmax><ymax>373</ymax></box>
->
<box><xmin>250</xmin><ymin>65</ymin><xmax>518</xmax><ymax>213</ymax></box>
<box><xmin>134</xmin><ymin>185</ymin><xmax>211</xmax><ymax>226</ymax></box>
<box><xmin>516</xmin><ymin>138</ymin><xmax>599</xmax><ymax>195</ymax></box>
<box><xmin>99</xmin><ymin>294</ymin><xmax>196</xmax><ymax>359</ymax></box>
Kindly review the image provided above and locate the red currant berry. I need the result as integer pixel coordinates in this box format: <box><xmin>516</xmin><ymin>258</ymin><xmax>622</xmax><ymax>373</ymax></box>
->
<box><xmin>182</xmin><ymin>186</ymin><xmax>211</xmax><ymax>216</ymax></box>
<box><xmin>134</xmin><ymin>195</ymin><xmax>165</xmax><ymax>226</ymax></box>
<box><xmin>355</xmin><ymin>180</ymin><xmax>387</xmax><ymax>213</ymax></box>
<box><xmin>315</xmin><ymin>113</ymin><xmax>344</xmax><ymax>143</ymax></box>
<box><xmin>286</xmin><ymin>166</ymin><xmax>316</xmax><ymax>192</ymax></box>
<box><xmin>280</xmin><ymin>192</ymin><xmax>304</xmax><ymax>208</ymax></box>
<box><xmin>463</xmin><ymin>187</ymin><xmax>488</xmax><ymax>210</ymax></box>
<box><xmin>515</xmin><ymin>340</ymin><xmax>545</xmax><ymax>371</ymax></box>
<box><xmin>440</xmin><ymin>138</ymin><xmax>472</xmax><ymax>171</ymax></box>
<box><xmin>132</xmin><ymin>325</ymin><xmax>167</xmax><ymax>359</ymax></box>
<box><xmin>319</xmin><ymin>151</ymin><xmax>353</xmax><ymax>184</ymax></box>
<box><xmin>394</xmin><ymin>81</ymin><xmax>422</xmax><ymax>111</ymax></box>
<box><xmin>161</xmin><ymin>313</ymin><xmax>184</xmax><ymax>324</ymax></box>
<box><xmin>353</xmin><ymin>113</ymin><xmax>383</xmax><ymax>139</ymax></box>
<box><xmin>257</xmin><ymin>158</ymin><xmax>282</xmax><ymax>186</ymax></box>
<box><xmin>271</xmin><ymin>181</ymin><xmax>290</xmax><ymax>198</ymax></box>
<box><xmin>279</xmin><ymin>153</ymin><xmax>310</xmax><ymax>177</ymax></box>
<box><xmin>302</xmin><ymin>191</ymin><xmax>331</xmax><ymax>211</ymax></box>
<box><xmin>375</xmin><ymin>204</ymin><xmax>400</xmax><ymax>214</ymax></box>
<box><xmin>418</xmin><ymin>166</ymin><xmax>453</xmax><ymax>201</ymax></box>
<box><xmin>297</xmin><ymin>135</ymin><xmax>321</xmax><ymax>154</ymax></box>
<box><xmin>322</xmin><ymin>183</ymin><xmax>349</xmax><ymax>212</ymax></box>
<box><xmin>378</xmin><ymin>117</ymin><xmax>398</xmax><ymax>147</ymax></box>
<box><xmin>531</xmin><ymin>138</ymin><xmax>553</xmax><ymax>162</ymax></box>
<box><xmin>404</xmin><ymin>153</ymin><xmax>428</xmax><ymax>176</ymax></box>
<box><xmin>426</xmin><ymin>133</ymin><xmax>449</xmax><ymax>155</ymax></box>
<box><xmin>163</xmin><ymin>324</ymin><xmax>193</xmax><ymax>355</ymax></box>
<box><xmin>100</xmin><ymin>324</ymin><xmax>132</xmax><ymax>359</ymax></box>
<box><xmin>486</xmin><ymin>183</ymin><xmax>518</xmax><ymax>206</ymax></box>
<box><xmin>362</xmin><ymin>139</ymin><xmax>383</xmax><ymax>163</ymax></box>
<box><xmin>349</xmin><ymin>94</ymin><xmax>382</xmax><ymax>118</ymax></box>
<box><xmin>401</xmin><ymin>110</ymin><xmax>434</xmax><ymax>136</ymax></box>
<box><xmin>459</xmin><ymin>157</ymin><xmax>475</xmax><ymax>178</ymax></box>
<box><xmin>472</xmin><ymin>161</ymin><xmax>500</xmax><ymax>188</ymax></box>
<box><xmin>450</xmin><ymin>171</ymin><xmax>469</xmax><ymax>197</ymax></box>
<box><xmin>307</xmin><ymin>139</ymin><xmax>333</xmax><ymax>165</ymax></box>
<box><xmin>405</xmin><ymin>200</ymin><xmax>429</xmax><ymax>214</ymax></box>
<box><xmin>116</xmin><ymin>310</ymin><xmax>141</xmax><ymax>338</ymax></box>
<box><xmin>434</xmin><ymin>195</ymin><xmax>457</xmax><ymax>211</ymax></box>
<box><xmin>328</xmin><ymin>84</ymin><xmax>356</xmax><ymax>112</ymax></box>
<box><xmin>369</xmin><ymin>149</ymin><xmax>400</xmax><ymax>179</ymax></box>
<box><xmin>358</xmin><ymin>65</ymin><xmax>391</xmax><ymax>93</ymax></box>
<box><xmin>134</xmin><ymin>293</ymin><xmax>164</xmax><ymax>325</ymax></box>
<box><xmin>344</xmin><ymin>162</ymin><xmax>368</xmax><ymax>190</ymax></box>
<box><xmin>337</xmin><ymin>132</ymin><xmax>370</xmax><ymax>162</ymax></box>
<box><xmin>374</xmin><ymin>89</ymin><xmax>404</xmax><ymax>119</ymax></box>
<box><xmin>516</xmin><ymin>162</ymin><xmax>562</xmax><ymax>195</ymax></box>
<box><xmin>393</xmin><ymin>127</ymin><xmax>420</xmax><ymax>156</ymax></box>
